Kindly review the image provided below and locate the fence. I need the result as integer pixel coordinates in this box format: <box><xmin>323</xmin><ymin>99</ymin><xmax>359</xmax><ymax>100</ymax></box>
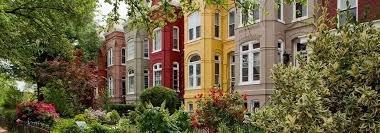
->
<box><xmin>0</xmin><ymin>116</ymin><xmax>51</xmax><ymax>133</ymax></box>
<box><xmin>193</xmin><ymin>124</ymin><xmax>263</xmax><ymax>133</ymax></box>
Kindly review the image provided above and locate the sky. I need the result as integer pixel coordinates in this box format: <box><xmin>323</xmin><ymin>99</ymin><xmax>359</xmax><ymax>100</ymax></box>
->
<box><xmin>95</xmin><ymin>0</ymin><xmax>128</xmax><ymax>26</ymax></box>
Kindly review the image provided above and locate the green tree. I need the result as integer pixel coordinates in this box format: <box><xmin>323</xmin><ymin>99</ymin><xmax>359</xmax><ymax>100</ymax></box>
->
<box><xmin>0</xmin><ymin>0</ymin><xmax>100</xmax><ymax>94</ymax></box>
<box><xmin>253</xmin><ymin>10</ymin><xmax>380</xmax><ymax>133</ymax></box>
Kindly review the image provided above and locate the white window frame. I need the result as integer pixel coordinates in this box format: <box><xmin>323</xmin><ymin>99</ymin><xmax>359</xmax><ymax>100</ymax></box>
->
<box><xmin>239</xmin><ymin>41</ymin><xmax>260</xmax><ymax>85</ymax></box>
<box><xmin>153</xmin><ymin>28</ymin><xmax>162</xmax><ymax>53</ymax></box>
<box><xmin>107</xmin><ymin>48</ymin><xmax>113</xmax><ymax>67</ymax></box>
<box><xmin>173</xmin><ymin>62</ymin><xmax>180</xmax><ymax>92</ymax></box>
<box><xmin>121</xmin><ymin>47</ymin><xmax>126</xmax><ymax>65</ymax></box>
<box><xmin>153</xmin><ymin>63</ymin><xmax>162</xmax><ymax>86</ymax></box>
<box><xmin>250</xmin><ymin>100</ymin><xmax>260</xmax><ymax>112</ymax></box>
<box><xmin>293</xmin><ymin>35</ymin><xmax>308</xmax><ymax>66</ymax></box>
<box><xmin>277</xmin><ymin>0</ymin><xmax>284</xmax><ymax>23</ymax></box>
<box><xmin>239</xmin><ymin>0</ymin><xmax>261</xmax><ymax>27</ymax></box>
<box><xmin>108</xmin><ymin>77</ymin><xmax>114</xmax><ymax>97</ymax></box>
<box><xmin>214</xmin><ymin>55</ymin><xmax>221</xmax><ymax>87</ymax></box>
<box><xmin>188</xmin><ymin>102</ymin><xmax>194</xmax><ymax>112</ymax></box>
<box><xmin>128</xmin><ymin>70</ymin><xmax>135</xmax><ymax>94</ymax></box>
<box><xmin>143</xmin><ymin>38</ymin><xmax>149</xmax><ymax>59</ymax></box>
<box><xmin>277</xmin><ymin>40</ymin><xmax>285</xmax><ymax>64</ymax></box>
<box><xmin>230</xmin><ymin>54</ymin><xmax>235</xmax><ymax>88</ymax></box>
<box><xmin>127</xmin><ymin>39</ymin><xmax>135</xmax><ymax>61</ymax></box>
<box><xmin>144</xmin><ymin>69</ymin><xmax>149</xmax><ymax>89</ymax></box>
<box><xmin>173</xmin><ymin>26</ymin><xmax>180</xmax><ymax>51</ymax></box>
<box><xmin>188</xmin><ymin>55</ymin><xmax>201</xmax><ymax>89</ymax></box>
<box><xmin>214</xmin><ymin>11</ymin><xmax>221</xmax><ymax>39</ymax></box>
<box><xmin>292</xmin><ymin>0</ymin><xmax>308</xmax><ymax>22</ymax></box>
<box><xmin>228</xmin><ymin>8</ymin><xmax>236</xmax><ymax>39</ymax></box>
<box><xmin>337</xmin><ymin>0</ymin><xmax>358</xmax><ymax>26</ymax></box>
<box><xmin>188</xmin><ymin>11</ymin><xmax>201</xmax><ymax>42</ymax></box>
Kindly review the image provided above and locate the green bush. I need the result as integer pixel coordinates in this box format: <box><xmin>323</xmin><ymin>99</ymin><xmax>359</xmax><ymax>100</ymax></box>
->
<box><xmin>108</xmin><ymin>104</ymin><xmax>135</xmax><ymax>116</ymax></box>
<box><xmin>1</xmin><ymin>87</ymin><xmax>23</xmax><ymax>109</ymax></box>
<box><xmin>105</xmin><ymin>110</ymin><xmax>120</xmax><ymax>125</ymax></box>
<box><xmin>172</xmin><ymin>108</ymin><xmax>192</xmax><ymax>132</ymax></box>
<box><xmin>140</xmin><ymin>86</ymin><xmax>180</xmax><ymax>113</ymax></box>
<box><xmin>74</xmin><ymin>114</ymin><xmax>86</xmax><ymax>121</ymax></box>
<box><xmin>1</xmin><ymin>109</ymin><xmax>17</xmax><ymax>130</ymax></box>
<box><xmin>43</xmin><ymin>80</ymin><xmax>84</xmax><ymax>118</ymax></box>
<box><xmin>117</xmin><ymin>119</ymin><xmax>139</xmax><ymax>133</ymax></box>
<box><xmin>85</xmin><ymin>122</ymin><xmax>111</xmax><ymax>133</ymax></box>
<box><xmin>135</xmin><ymin>103</ymin><xmax>178</xmax><ymax>132</ymax></box>
<box><xmin>52</xmin><ymin>119</ymin><xmax>81</xmax><ymax>133</ymax></box>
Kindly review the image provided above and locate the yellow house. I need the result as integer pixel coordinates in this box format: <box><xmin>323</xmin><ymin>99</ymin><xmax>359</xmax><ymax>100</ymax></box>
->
<box><xmin>183</xmin><ymin>0</ymin><xmax>236</xmax><ymax>111</ymax></box>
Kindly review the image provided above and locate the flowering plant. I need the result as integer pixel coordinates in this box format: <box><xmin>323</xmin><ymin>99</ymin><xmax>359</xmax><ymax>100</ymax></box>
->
<box><xmin>191</xmin><ymin>88</ymin><xmax>246</xmax><ymax>132</ymax></box>
<box><xmin>16</xmin><ymin>101</ymin><xmax>59</xmax><ymax>125</ymax></box>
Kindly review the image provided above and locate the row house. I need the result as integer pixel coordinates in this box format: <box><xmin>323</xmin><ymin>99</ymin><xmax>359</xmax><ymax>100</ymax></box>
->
<box><xmin>149</xmin><ymin>0</ymin><xmax>185</xmax><ymax>101</ymax></box>
<box><xmin>183</xmin><ymin>0</ymin><xmax>380</xmax><ymax>112</ymax></box>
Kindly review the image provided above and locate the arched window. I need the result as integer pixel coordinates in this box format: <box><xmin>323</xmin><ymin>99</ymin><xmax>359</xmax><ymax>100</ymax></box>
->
<box><xmin>188</xmin><ymin>55</ymin><xmax>201</xmax><ymax>88</ymax></box>
<box><xmin>153</xmin><ymin>63</ymin><xmax>162</xmax><ymax>86</ymax></box>
<box><xmin>173</xmin><ymin>62</ymin><xmax>179</xmax><ymax>92</ymax></box>
<box><xmin>127</xmin><ymin>39</ymin><xmax>135</xmax><ymax>60</ymax></box>
<box><xmin>128</xmin><ymin>70</ymin><xmax>135</xmax><ymax>94</ymax></box>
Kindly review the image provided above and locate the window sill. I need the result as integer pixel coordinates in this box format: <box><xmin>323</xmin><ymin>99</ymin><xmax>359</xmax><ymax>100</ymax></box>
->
<box><xmin>292</xmin><ymin>16</ymin><xmax>308</xmax><ymax>23</ymax></box>
<box><xmin>143</xmin><ymin>57</ymin><xmax>149</xmax><ymax>59</ymax></box>
<box><xmin>152</xmin><ymin>50</ymin><xmax>162</xmax><ymax>54</ymax></box>
<box><xmin>172</xmin><ymin>49</ymin><xmax>180</xmax><ymax>52</ymax></box>
<box><xmin>186</xmin><ymin>38</ymin><xmax>201</xmax><ymax>44</ymax></box>
<box><xmin>227</xmin><ymin>36</ymin><xmax>235</xmax><ymax>40</ymax></box>
<box><xmin>186</xmin><ymin>87</ymin><xmax>201</xmax><ymax>90</ymax></box>
<box><xmin>239</xmin><ymin>81</ymin><xmax>260</xmax><ymax>86</ymax></box>
<box><xmin>277</xmin><ymin>19</ymin><xmax>285</xmax><ymax>24</ymax></box>
<box><xmin>214</xmin><ymin>37</ymin><xmax>221</xmax><ymax>40</ymax></box>
<box><xmin>127</xmin><ymin>92</ymin><xmax>135</xmax><ymax>95</ymax></box>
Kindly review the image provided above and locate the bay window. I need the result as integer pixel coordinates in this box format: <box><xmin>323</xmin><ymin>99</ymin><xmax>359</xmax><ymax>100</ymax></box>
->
<box><xmin>214</xmin><ymin>56</ymin><xmax>220</xmax><ymax>87</ymax></box>
<box><xmin>214</xmin><ymin>11</ymin><xmax>220</xmax><ymax>38</ymax></box>
<box><xmin>293</xmin><ymin>0</ymin><xmax>308</xmax><ymax>21</ymax></box>
<box><xmin>173</xmin><ymin>27</ymin><xmax>179</xmax><ymax>50</ymax></box>
<box><xmin>107</xmin><ymin>48</ymin><xmax>113</xmax><ymax>67</ymax></box>
<box><xmin>188</xmin><ymin>55</ymin><xmax>201</xmax><ymax>88</ymax></box>
<box><xmin>153</xmin><ymin>28</ymin><xmax>162</xmax><ymax>52</ymax></box>
<box><xmin>240</xmin><ymin>0</ymin><xmax>260</xmax><ymax>26</ymax></box>
<box><xmin>240</xmin><ymin>42</ymin><xmax>260</xmax><ymax>84</ymax></box>
<box><xmin>127</xmin><ymin>39</ymin><xmax>135</xmax><ymax>60</ymax></box>
<box><xmin>128</xmin><ymin>70</ymin><xmax>135</xmax><ymax>94</ymax></box>
<box><xmin>153</xmin><ymin>63</ymin><xmax>162</xmax><ymax>86</ymax></box>
<box><xmin>228</xmin><ymin>9</ymin><xmax>235</xmax><ymax>37</ymax></box>
<box><xmin>338</xmin><ymin>0</ymin><xmax>357</xmax><ymax>25</ymax></box>
<box><xmin>173</xmin><ymin>62</ymin><xmax>179</xmax><ymax>92</ymax></box>
<box><xmin>108</xmin><ymin>77</ymin><xmax>114</xmax><ymax>97</ymax></box>
<box><xmin>188</xmin><ymin>11</ymin><xmax>201</xmax><ymax>41</ymax></box>
<box><xmin>143</xmin><ymin>38</ymin><xmax>149</xmax><ymax>58</ymax></box>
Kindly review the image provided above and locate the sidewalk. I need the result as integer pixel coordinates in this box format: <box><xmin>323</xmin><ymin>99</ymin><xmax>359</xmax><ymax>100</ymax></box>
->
<box><xmin>0</xmin><ymin>127</ymin><xmax>6</xmax><ymax>133</ymax></box>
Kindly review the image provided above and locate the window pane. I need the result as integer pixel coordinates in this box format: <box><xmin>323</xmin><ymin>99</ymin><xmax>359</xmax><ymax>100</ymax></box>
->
<box><xmin>242</xmin><ymin>45</ymin><xmax>249</xmax><ymax>51</ymax></box>
<box><xmin>173</xmin><ymin>28</ymin><xmax>178</xmax><ymax>49</ymax></box>
<box><xmin>242</xmin><ymin>54</ymin><xmax>249</xmax><ymax>82</ymax></box>
<box><xmin>339</xmin><ymin>0</ymin><xmax>357</xmax><ymax>9</ymax></box>
<box><xmin>253</xmin><ymin>52</ymin><xmax>260</xmax><ymax>81</ymax></box>
<box><xmin>196</xmin><ymin>63</ymin><xmax>201</xmax><ymax>86</ymax></box>
<box><xmin>144</xmin><ymin>39</ymin><xmax>149</xmax><ymax>57</ymax></box>
<box><xmin>252</xmin><ymin>8</ymin><xmax>259</xmax><ymax>21</ymax></box>
<box><xmin>196</xmin><ymin>26</ymin><xmax>200</xmax><ymax>38</ymax></box>
<box><xmin>242</xmin><ymin>11</ymin><xmax>249</xmax><ymax>25</ymax></box>
<box><xmin>189</xmin><ymin>28</ymin><xmax>194</xmax><ymax>40</ymax></box>
<box><xmin>277</xmin><ymin>1</ymin><xmax>282</xmax><ymax>20</ymax></box>
<box><xmin>122</xmin><ymin>49</ymin><xmax>126</xmax><ymax>64</ymax></box>
<box><xmin>229</xmin><ymin>24</ymin><xmax>235</xmax><ymax>36</ymax></box>
<box><xmin>215</xmin><ymin>26</ymin><xmax>219</xmax><ymax>37</ymax></box>
<box><xmin>295</xmin><ymin>2</ymin><xmax>306</xmax><ymax>18</ymax></box>
<box><xmin>229</xmin><ymin>10</ymin><xmax>235</xmax><ymax>36</ymax></box>
<box><xmin>339</xmin><ymin>8</ymin><xmax>357</xmax><ymax>25</ymax></box>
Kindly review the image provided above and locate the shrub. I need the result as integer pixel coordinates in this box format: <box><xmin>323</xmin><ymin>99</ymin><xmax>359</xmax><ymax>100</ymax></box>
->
<box><xmin>191</xmin><ymin>88</ymin><xmax>247</xmax><ymax>132</ymax></box>
<box><xmin>253</xmin><ymin>13</ymin><xmax>380</xmax><ymax>132</ymax></box>
<box><xmin>117</xmin><ymin>119</ymin><xmax>139</xmax><ymax>133</ymax></box>
<box><xmin>83</xmin><ymin>108</ymin><xmax>106</xmax><ymax>123</ymax></box>
<box><xmin>52</xmin><ymin>119</ymin><xmax>81</xmax><ymax>133</ymax></box>
<box><xmin>43</xmin><ymin>80</ymin><xmax>84</xmax><ymax>118</ymax></box>
<box><xmin>74</xmin><ymin>114</ymin><xmax>86</xmax><ymax>121</ymax></box>
<box><xmin>1</xmin><ymin>87</ymin><xmax>23</xmax><ymax>109</ymax></box>
<box><xmin>16</xmin><ymin>101</ymin><xmax>59</xmax><ymax>125</ymax></box>
<box><xmin>105</xmin><ymin>110</ymin><xmax>120</xmax><ymax>125</ymax></box>
<box><xmin>135</xmin><ymin>103</ymin><xmax>178</xmax><ymax>132</ymax></box>
<box><xmin>172</xmin><ymin>108</ymin><xmax>192</xmax><ymax>132</ymax></box>
<box><xmin>140</xmin><ymin>86</ymin><xmax>180</xmax><ymax>113</ymax></box>
<box><xmin>108</xmin><ymin>104</ymin><xmax>135</xmax><ymax>116</ymax></box>
<box><xmin>0</xmin><ymin>109</ymin><xmax>17</xmax><ymax>130</ymax></box>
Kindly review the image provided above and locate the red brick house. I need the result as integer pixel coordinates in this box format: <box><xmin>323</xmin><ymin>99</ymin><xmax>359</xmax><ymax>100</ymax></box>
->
<box><xmin>148</xmin><ymin>0</ymin><xmax>185</xmax><ymax>100</ymax></box>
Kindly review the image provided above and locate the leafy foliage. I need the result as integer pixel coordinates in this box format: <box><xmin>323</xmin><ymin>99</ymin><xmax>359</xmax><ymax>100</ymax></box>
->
<box><xmin>140</xmin><ymin>86</ymin><xmax>180</xmax><ymax>113</ymax></box>
<box><xmin>16</xmin><ymin>101</ymin><xmax>59</xmax><ymax>125</ymax></box>
<box><xmin>253</xmin><ymin>12</ymin><xmax>380</xmax><ymax>132</ymax></box>
<box><xmin>52</xmin><ymin>119</ymin><xmax>81</xmax><ymax>133</ymax></box>
<box><xmin>108</xmin><ymin>104</ymin><xmax>135</xmax><ymax>116</ymax></box>
<box><xmin>191</xmin><ymin>88</ymin><xmax>247</xmax><ymax>132</ymax></box>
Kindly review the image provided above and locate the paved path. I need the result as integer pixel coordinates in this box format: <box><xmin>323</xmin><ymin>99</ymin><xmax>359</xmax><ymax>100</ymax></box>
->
<box><xmin>0</xmin><ymin>127</ymin><xmax>6</xmax><ymax>133</ymax></box>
